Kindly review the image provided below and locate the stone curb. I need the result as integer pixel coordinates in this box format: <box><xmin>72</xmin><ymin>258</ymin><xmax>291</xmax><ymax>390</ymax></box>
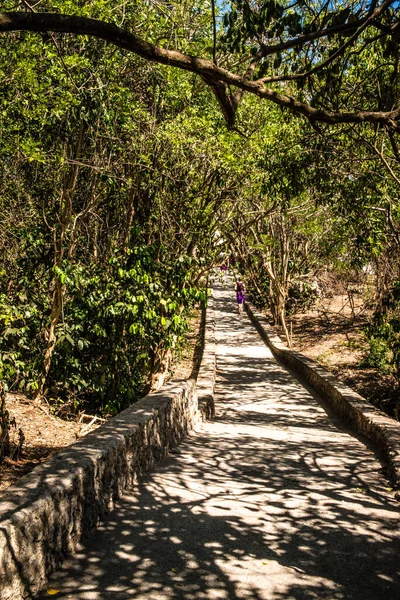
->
<box><xmin>245</xmin><ymin>301</ymin><xmax>400</xmax><ymax>497</ymax></box>
<box><xmin>0</xmin><ymin>298</ymin><xmax>216</xmax><ymax>600</ymax></box>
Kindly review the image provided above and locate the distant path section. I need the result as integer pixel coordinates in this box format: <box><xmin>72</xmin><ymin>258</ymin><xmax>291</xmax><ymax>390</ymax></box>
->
<box><xmin>37</xmin><ymin>280</ymin><xmax>400</xmax><ymax>600</ymax></box>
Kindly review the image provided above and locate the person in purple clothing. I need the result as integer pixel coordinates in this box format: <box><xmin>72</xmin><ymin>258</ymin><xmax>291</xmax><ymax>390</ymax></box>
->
<box><xmin>235</xmin><ymin>278</ymin><xmax>246</xmax><ymax>314</ymax></box>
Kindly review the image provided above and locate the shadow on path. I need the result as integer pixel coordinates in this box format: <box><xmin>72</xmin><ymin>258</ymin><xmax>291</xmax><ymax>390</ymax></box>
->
<box><xmin>36</xmin><ymin>280</ymin><xmax>400</xmax><ymax>600</ymax></box>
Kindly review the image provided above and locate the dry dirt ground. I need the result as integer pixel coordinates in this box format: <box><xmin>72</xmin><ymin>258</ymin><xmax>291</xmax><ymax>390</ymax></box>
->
<box><xmin>0</xmin><ymin>308</ymin><xmax>203</xmax><ymax>494</ymax></box>
<box><xmin>282</xmin><ymin>292</ymin><xmax>399</xmax><ymax>419</ymax></box>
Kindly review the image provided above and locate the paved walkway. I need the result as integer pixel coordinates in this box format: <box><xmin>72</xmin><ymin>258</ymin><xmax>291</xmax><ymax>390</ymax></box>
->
<box><xmin>38</xmin><ymin>282</ymin><xmax>400</xmax><ymax>599</ymax></box>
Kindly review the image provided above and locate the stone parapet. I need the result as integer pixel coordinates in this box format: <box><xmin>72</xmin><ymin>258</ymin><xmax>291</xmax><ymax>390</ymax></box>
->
<box><xmin>245</xmin><ymin>301</ymin><xmax>400</xmax><ymax>497</ymax></box>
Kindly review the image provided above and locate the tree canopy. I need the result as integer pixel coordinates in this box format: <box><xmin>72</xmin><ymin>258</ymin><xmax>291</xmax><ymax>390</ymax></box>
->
<box><xmin>0</xmin><ymin>0</ymin><xmax>399</xmax><ymax>130</ymax></box>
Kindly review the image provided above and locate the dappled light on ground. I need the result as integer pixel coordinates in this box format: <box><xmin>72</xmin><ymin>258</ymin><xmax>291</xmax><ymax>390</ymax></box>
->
<box><xmin>38</xmin><ymin>280</ymin><xmax>400</xmax><ymax>600</ymax></box>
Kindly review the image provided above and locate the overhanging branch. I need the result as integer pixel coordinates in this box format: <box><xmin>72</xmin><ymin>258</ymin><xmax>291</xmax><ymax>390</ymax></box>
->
<box><xmin>0</xmin><ymin>11</ymin><xmax>399</xmax><ymax>130</ymax></box>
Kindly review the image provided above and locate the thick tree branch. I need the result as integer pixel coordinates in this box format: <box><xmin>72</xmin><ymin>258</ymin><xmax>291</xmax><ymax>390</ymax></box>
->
<box><xmin>0</xmin><ymin>11</ymin><xmax>399</xmax><ymax>130</ymax></box>
<box><xmin>258</xmin><ymin>0</ymin><xmax>396</xmax><ymax>84</ymax></box>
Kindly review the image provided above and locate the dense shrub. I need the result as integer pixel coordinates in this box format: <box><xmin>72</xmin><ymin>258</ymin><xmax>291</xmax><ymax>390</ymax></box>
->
<box><xmin>0</xmin><ymin>245</ymin><xmax>207</xmax><ymax>415</ymax></box>
<box><xmin>362</xmin><ymin>281</ymin><xmax>400</xmax><ymax>382</ymax></box>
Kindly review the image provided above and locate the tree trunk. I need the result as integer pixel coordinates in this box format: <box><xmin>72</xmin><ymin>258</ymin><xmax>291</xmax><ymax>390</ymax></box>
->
<box><xmin>36</xmin><ymin>278</ymin><xmax>63</xmax><ymax>399</ymax></box>
<box><xmin>270</xmin><ymin>279</ymin><xmax>291</xmax><ymax>347</ymax></box>
<box><xmin>35</xmin><ymin>123</ymin><xmax>85</xmax><ymax>401</ymax></box>
<box><xmin>0</xmin><ymin>382</ymin><xmax>9</xmax><ymax>462</ymax></box>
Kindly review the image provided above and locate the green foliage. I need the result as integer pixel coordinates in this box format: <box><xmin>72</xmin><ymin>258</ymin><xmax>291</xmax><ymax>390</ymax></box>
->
<box><xmin>48</xmin><ymin>249</ymin><xmax>206</xmax><ymax>414</ymax></box>
<box><xmin>286</xmin><ymin>282</ymin><xmax>319</xmax><ymax>315</ymax></box>
<box><xmin>0</xmin><ymin>293</ymin><xmax>44</xmax><ymax>393</ymax></box>
<box><xmin>220</xmin><ymin>0</ymin><xmax>399</xmax><ymax>116</ymax></box>
<box><xmin>0</xmin><ymin>243</ymin><xmax>207</xmax><ymax>414</ymax></box>
<box><xmin>361</xmin><ymin>333</ymin><xmax>394</xmax><ymax>373</ymax></box>
<box><xmin>0</xmin><ymin>0</ymin><xmax>216</xmax><ymax>414</ymax></box>
<box><xmin>362</xmin><ymin>282</ymin><xmax>400</xmax><ymax>381</ymax></box>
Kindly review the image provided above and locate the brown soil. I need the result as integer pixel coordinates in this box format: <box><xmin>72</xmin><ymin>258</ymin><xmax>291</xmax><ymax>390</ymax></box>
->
<box><xmin>0</xmin><ymin>394</ymin><xmax>87</xmax><ymax>493</ymax></box>
<box><xmin>0</xmin><ymin>395</ymin><xmax>109</xmax><ymax>494</ymax></box>
<box><xmin>0</xmin><ymin>306</ymin><xmax>203</xmax><ymax>494</ymax></box>
<box><xmin>281</xmin><ymin>293</ymin><xmax>399</xmax><ymax>419</ymax></box>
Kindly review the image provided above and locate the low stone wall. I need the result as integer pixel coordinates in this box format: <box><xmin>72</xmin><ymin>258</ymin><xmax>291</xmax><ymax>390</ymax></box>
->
<box><xmin>246</xmin><ymin>302</ymin><xmax>400</xmax><ymax>496</ymax></box>
<box><xmin>0</xmin><ymin>295</ymin><xmax>216</xmax><ymax>600</ymax></box>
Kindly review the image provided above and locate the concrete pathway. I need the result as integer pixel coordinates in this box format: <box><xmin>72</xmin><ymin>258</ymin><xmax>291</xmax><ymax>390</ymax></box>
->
<box><xmin>38</xmin><ymin>282</ymin><xmax>400</xmax><ymax>600</ymax></box>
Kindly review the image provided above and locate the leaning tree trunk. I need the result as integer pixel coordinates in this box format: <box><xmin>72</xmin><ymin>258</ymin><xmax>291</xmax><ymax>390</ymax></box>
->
<box><xmin>279</xmin><ymin>305</ymin><xmax>292</xmax><ymax>348</ymax></box>
<box><xmin>36</xmin><ymin>278</ymin><xmax>64</xmax><ymax>399</ymax></box>
<box><xmin>0</xmin><ymin>382</ymin><xmax>9</xmax><ymax>462</ymax></box>
<box><xmin>35</xmin><ymin>123</ymin><xmax>85</xmax><ymax>401</ymax></box>
<box><xmin>270</xmin><ymin>281</ymin><xmax>292</xmax><ymax>347</ymax></box>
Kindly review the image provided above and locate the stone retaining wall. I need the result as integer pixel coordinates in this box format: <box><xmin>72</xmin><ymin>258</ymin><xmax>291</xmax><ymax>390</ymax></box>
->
<box><xmin>0</xmin><ymin>295</ymin><xmax>216</xmax><ymax>600</ymax></box>
<box><xmin>246</xmin><ymin>301</ymin><xmax>400</xmax><ymax>497</ymax></box>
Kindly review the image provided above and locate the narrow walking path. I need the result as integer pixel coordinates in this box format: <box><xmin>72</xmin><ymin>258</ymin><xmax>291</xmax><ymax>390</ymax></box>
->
<box><xmin>38</xmin><ymin>282</ymin><xmax>400</xmax><ymax>600</ymax></box>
